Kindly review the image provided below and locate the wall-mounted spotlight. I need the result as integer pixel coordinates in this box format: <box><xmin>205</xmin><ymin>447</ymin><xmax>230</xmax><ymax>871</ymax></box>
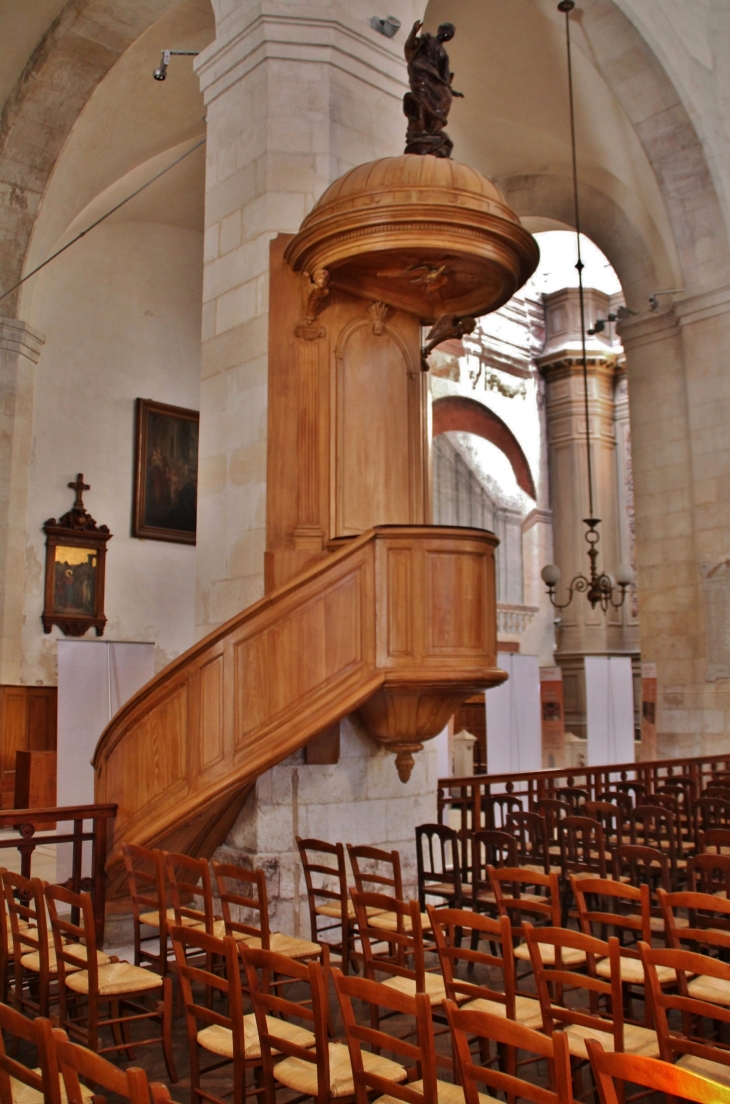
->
<box><xmin>153</xmin><ymin>49</ymin><xmax>200</xmax><ymax>81</ymax></box>
<box><xmin>370</xmin><ymin>15</ymin><xmax>402</xmax><ymax>37</ymax></box>
<box><xmin>586</xmin><ymin>305</ymin><xmax>635</xmax><ymax>336</ymax></box>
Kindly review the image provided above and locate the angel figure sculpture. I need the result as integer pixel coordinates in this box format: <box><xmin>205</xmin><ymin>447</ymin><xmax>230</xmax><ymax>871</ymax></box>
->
<box><xmin>403</xmin><ymin>20</ymin><xmax>464</xmax><ymax>158</ymax></box>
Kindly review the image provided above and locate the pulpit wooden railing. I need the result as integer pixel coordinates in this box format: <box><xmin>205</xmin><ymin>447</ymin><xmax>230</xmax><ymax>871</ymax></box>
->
<box><xmin>94</xmin><ymin>526</ymin><xmax>504</xmax><ymax>887</ymax></box>
<box><xmin>439</xmin><ymin>753</ymin><xmax>730</xmax><ymax>835</ymax></box>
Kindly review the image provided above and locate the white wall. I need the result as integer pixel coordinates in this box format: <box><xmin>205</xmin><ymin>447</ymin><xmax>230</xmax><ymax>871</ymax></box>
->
<box><xmin>21</xmin><ymin>221</ymin><xmax>203</xmax><ymax>684</ymax></box>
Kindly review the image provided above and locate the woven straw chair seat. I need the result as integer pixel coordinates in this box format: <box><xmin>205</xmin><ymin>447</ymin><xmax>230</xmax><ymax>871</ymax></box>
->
<box><xmin>9</xmin><ymin>1071</ymin><xmax>94</xmax><ymax>1104</ymax></box>
<box><xmin>514</xmin><ymin>943</ymin><xmax>586</xmax><ymax>967</ymax></box>
<box><xmin>687</xmin><ymin>974</ymin><xmax>730</xmax><ymax>1006</ymax></box>
<box><xmin>64</xmin><ymin>960</ymin><xmax>163</xmax><ymax>996</ymax></box>
<box><xmin>315</xmin><ymin>902</ymin><xmax>386</xmax><ymax>920</ymax></box>
<box><xmin>138</xmin><ymin>907</ymin><xmax>201</xmax><ymax>929</ymax></box>
<box><xmin>625</xmin><ymin>912</ymin><xmax>688</xmax><ymax>933</ymax></box>
<box><xmin>197</xmin><ymin>1013</ymin><xmax>316</xmax><ymax>1060</ymax></box>
<box><xmin>462</xmin><ymin>994</ymin><xmax>543</xmax><ymax>1030</ymax></box>
<box><xmin>7</xmin><ymin>928</ymin><xmax>54</xmax><ymax>954</ymax></box>
<box><xmin>382</xmin><ymin>972</ymin><xmax>446</xmax><ymax>1005</ymax></box>
<box><xmin>563</xmin><ymin>1022</ymin><xmax>660</xmax><ymax>1060</ymax></box>
<box><xmin>522</xmin><ymin>864</ymin><xmax>562</xmax><ymax>877</ymax></box>
<box><xmin>596</xmin><ymin>957</ymin><xmax>676</xmax><ymax>985</ymax></box>
<box><xmin>376</xmin><ymin>1078</ymin><xmax>497</xmax><ymax>1104</ymax></box>
<box><xmin>235</xmin><ymin>931</ymin><xmax>322</xmax><ymax>958</ymax></box>
<box><xmin>678</xmin><ymin>1054</ymin><xmax>730</xmax><ymax>1087</ymax></box>
<box><xmin>369</xmin><ymin>911</ymin><xmax>432</xmax><ymax>933</ymax></box>
<box><xmin>423</xmin><ymin>883</ymin><xmax>472</xmax><ymax>900</ymax></box>
<box><xmin>21</xmin><ymin>944</ymin><xmax>110</xmax><ymax>975</ymax></box>
<box><xmin>274</xmin><ymin>1041</ymin><xmax>406</xmax><ymax>1098</ymax></box>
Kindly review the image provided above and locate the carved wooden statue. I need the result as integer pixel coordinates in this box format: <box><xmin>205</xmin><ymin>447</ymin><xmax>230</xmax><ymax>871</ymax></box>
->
<box><xmin>403</xmin><ymin>20</ymin><xmax>463</xmax><ymax>158</ymax></box>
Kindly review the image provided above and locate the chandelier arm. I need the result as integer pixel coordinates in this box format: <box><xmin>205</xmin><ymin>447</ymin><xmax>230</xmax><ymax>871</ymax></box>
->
<box><xmin>547</xmin><ymin>573</ymin><xmax>591</xmax><ymax>611</ymax></box>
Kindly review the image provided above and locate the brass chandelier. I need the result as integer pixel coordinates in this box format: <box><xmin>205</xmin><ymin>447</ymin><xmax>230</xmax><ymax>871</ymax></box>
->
<box><xmin>541</xmin><ymin>0</ymin><xmax>634</xmax><ymax>613</ymax></box>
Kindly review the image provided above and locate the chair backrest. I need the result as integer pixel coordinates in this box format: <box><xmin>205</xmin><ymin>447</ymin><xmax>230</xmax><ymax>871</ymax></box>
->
<box><xmin>428</xmin><ymin>906</ymin><xmax>515</xmax><ymax>1014</ymax></box>
<box><xmin>596</xmin><ymin>790</ymin><xmax>633</xmax><ymax>820</ymax></box>
<box><xmin>555</xmin><ymin>786</ymin><xmax>588</xmax><ymax>811</ymax></box>
<box><xmin>241</xmin><ymin>944</ymin><xmax>330</xmax><ymax>1104</ymax></box>
<box><xmin>504</xmin><ymin>811</ymin><xmax>549</xmax><ymax>872</ymax></box>
<box><xmin>2</xmin><ymin>868</ymin><xmax>49</xmax><ymax>963</ymax></box>
<box><xmin>584</xmin><ymin>801</ymin><xmax>624</xmax><ymax>847</ymax></box>
<box><xmin>586</xmin><ymin>1038</ymin><xmax>730</xmax><ymax>1104</ymax></box>
<box><xmin>688</xmin><ymin>851</ymin><xmax>730</xmax><ymax>896</ymax></box>
<box><xmin>571</xmin><ymin>876</ymin><xmax>650</xmax><ymax>960</ymax></box>
<box><xmin>212</xmin><ymin>861</ymin><xmax>269</xmax><ymax>947</ymax></box>
<box><xmin>612</xmin><ymin>844</ymin><xmax>671</xmax><ymax>921</ymax></box>
<box><xmin>526</xmin><ymin>924</ymin><xmax>622</xmax><ymax>1047</ymax></box>
<box><xmin>170</xmin><ymin>926</ymin><xmax>246</xmax><ymax>1075</ymax></box>
<box><xmin>53</xmin><ymin>1026</ymin><xmax>169</xmax><ymax>1104</ymax></box>
<box><xmin>639</xmin><ymin>940</ymin><xmax>730</xmax><ymax>1075</ymax></box>
<box><xmin>352</xmin><ymin>890</ymin><xmax>425</xmax><ymax>988</ymax></box>
<box><xmin>631</xmin><ymin>805</ymin><xmax>681</xmax><ymax>869</ymax></box>
<box><xmin>0</xmin><ymin>1007</ymin><xmax>61</xmax><ymax>1104</ymax></box>
<box><xmin>485</xmin><ymin>793</ymin><xmax>524</xmax><ymax>830</ymax></box>
<box><xmin>534</xmin><ymin>799</ymin><xmax>569</xmax><ymax>848</ymax></box>
<box><xmin>698</xmin><ymin>826</ymin><xmax>730</xmax><ymax>854</ymax></box>
<box><xmin>693</xmin><ymin>796</ymin><xmax>730</xmax><ymax>838</ymax></box>
<box><xmin>659</xmin><ymin>887</ymin><xmax>730</xmax><ymax>947</ymax></box>
<box><xmin>297</xmin><ymin>836</ymin><xmax>349</xmax><ymax>918</ymax></box>
<box><xmin>612</xmin><ymin>780</ymin><xmax>646</xmax><ymax>803</ymax></box>
<box><xmin>559</xmin><ymin>815</ymin><xmax>607</xmax><ymax>879</ymax></box>
<box><xmin>702</xmin><ymin>786</ymin><xmax>730</xmax><ymax>801</ymax></box>
<box><xmin>44</xmin><ymin>883</ymin><xmax>102</xmax><ymax>1005</ymax></box>
<box><xmin>487</xmin><ymin>865</ymin><xmax>559</xmax><ymax>935</ymax></box>
<box><xmin>347</xmin><ymin>845</ymin><xmax>403</xmax><ymax>900</ymax></box>
<box><xmin>472</xmin><ymin>829</ymin><xmax>518</xmax><ymax>892</ymax></box>
<box><xmin>333</xmin><ymin>969</ymin><xmax>435</xmax><ymax>1104</ymax></box>
<box><xmin>165</xmin><ymin>851</ymin><xmax>215</xmax><ymax>933</ymax></box>
<box><xmin>123</xmin><ymin>842</ymin><xmax>168</xmax><ymax>924</ymax></box>
<box><xmin>445</xmin><ymin>999</ymin><xmax>573</xmax><ymax>1104</ymax></box>
<box><xmin>415</xmin><ymin>824</ymin><xmax>462</xmax><ymax>907</ymax></box>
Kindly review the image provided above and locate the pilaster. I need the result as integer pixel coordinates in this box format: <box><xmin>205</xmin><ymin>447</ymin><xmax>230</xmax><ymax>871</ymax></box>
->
<box><xmin>0</xmin><ymin>319</ymin><xmax>45</xmax><ymax>684</ymax></box>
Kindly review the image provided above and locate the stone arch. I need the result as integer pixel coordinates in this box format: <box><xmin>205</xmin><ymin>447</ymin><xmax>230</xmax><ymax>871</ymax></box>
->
<box><xmin>432</xmin><ymin>395</ymin><xmax>536</xmax><ymax>500</ymax></box>
<box><xmin>0</xmin><ymin>0</ymin><xmax>183</xmax><ymax>316</ymax></box>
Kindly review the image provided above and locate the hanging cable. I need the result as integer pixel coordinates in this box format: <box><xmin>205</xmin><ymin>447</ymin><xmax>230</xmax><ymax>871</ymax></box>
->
<box><xmin>0</xmin><ymin>136</ymin><xmax>207</xmax><ymax>305</ymax></box>
<box><xmin>559</xmin><ymin>0</ymin><xmax>594</xmax><ymax>518</ymax></box>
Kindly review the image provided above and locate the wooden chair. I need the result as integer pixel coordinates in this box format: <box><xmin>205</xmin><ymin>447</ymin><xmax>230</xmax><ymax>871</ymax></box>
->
<box><xmin>640</xmin><ymin>940</ymin><xmax>730</xmax><ymax>1089</ymax></box>
<box><xmin>556</xmin><ymin>785</ymin><xmax>589</xmax><ymax>811</ymax></box>
<box><xmin>558</xmin><ymin>815</ymin><xmax>608</xmax><ymax>902</ymax></box>
<box><xmin>351</xmin><ymin>890</ymin><xmax>446</xmax><ymax>1009</ymax></box>
<box><xmin>505</xmin><ymin>810</ymin><xmax>555</xmax><ymax>875</ymax></box>
<box><xmin>596</xmin><ymin>789</ymin><xmax>634</xmax><ymax>830</ymax></box>
<box><xmin>297</xmin><ymin>837</ymin><xmax>358</xmax><ymax>973</ymax></box>
<box><xmin>123</xmin><ymin>842</ymin><xmax>177</xmax><ymax>978</ymax></box>
<box><xmin>631</xmin><ymin>804</ymin><xmax>685</xmax><ymax>885</ymax></box>
<box><xmin>612</xmin><ymin>843</ymin><xmax>687</xmax><ymax>934</ymax></box>
<box><xmin>428</xmin><ymin>905</ymin><xmax>543</xmax><ymax>1029</ymax></box>
<box><xmin>2</xmin><ymin>868</ymin><xmax>81</xmax><ymax>1018</ymax></box>
<box><xmin>487</xmin><ymin>864</ymin><xmax>586</xmax><ymax>971</ymax></box>
<box><xmin>0</xmin><ymin>1006</ymin><xmax>64</xmax><ymax>1104</ymax></box>
<box><xmin>445</xmin><ymin>1000</ymin><xmax>574</xmax><ymax>1104</ymax></box>
<box><xmin>212</xmin><ymin>861</ymin><xmax>321</xmax><ymax>960</ymax></box>
<box><xmin>535</xmin><ymin>798</ymin><xmax>570</xmax><ymax>866</ymax></box>
<box><xmin>165</xmin><ymin>851</ymin><xmax>222</xmax><ymax>937</ymax></box>
<box><xmin>524</xmin><ymin>924</ymin><xmax>660</xmax><ymax>1065</ymax></box>
<box><xmin>586</xmin><ymin>1038</ymin><xmax>730</xmax><ymax>1104</ymax></box>
<box><xmin>53</xmin><ymin>1026</ymin><xmax>173</xmax><ymax>1104</ymax></box>
<box><xmin>346</xmin><ymin>845</ymin><xmax>427</xmax><ymax>937</ymax></box>
<box><xmin>484</xmin><ymin>792</ymin><xmax>524</xmax><ymax>830</ymax></box>
<box><xmin>693</xmin><ymin>796</ymin><xmax>730</xmax><ymax>843</ymax></box>
<box><xmin>45</xmin><ymin>882</ymin><xmax>177</xmax><ymax>1080</ymax></box>
<box><xmin>612</xmin><ymin>780</ymin><xmax>646</xmax><ymax>804</ymax></box>
<box><xmin>243</xmin><ymin>944</ymin><xmax>406</xmax><ymax>1104</ymax></box>
<box><xmin>470</xmin><ymin>829</ymin><xmax>517</xmax><ymax>913</ymax></box>
<box><xmin>584</xmin><ymin>801</ymin><xmax>625</xmax><ymax>851</ymax></box>
<box><xmin>172</xmin><ymin>925</ymin><xmax>308</xmax><ymax>1104</ymax></box>
<box><xmin>688</xmin><ymin>851</ymin><xmax>730</xmax><ymax>897</ymax></box>
<box><xmin>659</xmin><ymin>887</ymin><xmax>730</xmax><ymax>1008</ymax></box>
<box><xmin>415</xmin><ymin>823</ymin><xmax>470</xmax><ymax>910</ymax></box>
<box><xmin>333</xmin><ymin>970</ymin><xmax>441</xmax><ymax>1104</ymax></box>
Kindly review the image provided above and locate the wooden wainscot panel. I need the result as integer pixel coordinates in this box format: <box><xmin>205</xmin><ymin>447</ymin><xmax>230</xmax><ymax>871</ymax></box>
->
<box><xmin>334</xmin><ymin>311</ymin><xmax>421</xmax><ymax>536</ymax></box>
<box><xmin>109</xmin><ymin>681</ymin><xmax>189</xmax><ymax>832</ymax></box>
<box><xmin>235</xmin><ymin>568</ymin><xmax>365</xmax><ymax>748</ymax></box>
<box><xmin>386</xmin><ymin>547</ymin><xmax>413</xmax><ymax>658</ymax></box>
<box><xmin>199</xmin><ymin>654</ymin><xmax>224</xmax><ymax>770</ymax></box>
<box><xmin>426</xmin><ymin>548</ymin><xmax>488</xmax><ymax>656</ymax></box>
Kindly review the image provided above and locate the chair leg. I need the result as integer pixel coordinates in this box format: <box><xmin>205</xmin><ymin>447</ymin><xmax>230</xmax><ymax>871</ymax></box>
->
<box><xmin>111</xmin><ymin>999</ymin><xmax>136</xmax><ymax>1060</ymax></box>
<box><xmin>161</xmin><ymin>976</ymin><xmax>179</xmax><ymax>1083</ymax></box>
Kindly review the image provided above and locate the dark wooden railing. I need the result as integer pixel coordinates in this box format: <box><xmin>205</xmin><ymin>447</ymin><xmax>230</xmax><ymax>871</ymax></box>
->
<box><xmin>438</xmin><ymin>753</ymin><xmax>730</xmax><ymax>836</ymax></box>
<box><xmin>0</xmin><ymin>803</ymin><xmax>116</xmax><ymax>947</ymax></box>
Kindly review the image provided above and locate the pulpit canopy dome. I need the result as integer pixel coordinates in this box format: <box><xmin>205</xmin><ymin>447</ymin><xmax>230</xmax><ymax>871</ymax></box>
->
<box><xmin>284</xmin><ymin>154</ymin><xmax>539</xmax><ymax>322</ymax></box>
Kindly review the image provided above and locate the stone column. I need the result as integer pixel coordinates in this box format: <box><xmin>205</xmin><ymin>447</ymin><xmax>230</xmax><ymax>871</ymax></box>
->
<box><xmin>194</xmin><ymin>0</ymin><xmax>418</xmax><ymax>637</ymax></box>
<box><xmin>0</xmin><ymin>319</ymin><xmax>44</xmax><ymax>684</ymax></box>
<box><xmin>538</xmin><ymin>288</ymin><xmax>637</xmax><ymax>738</ymax></box>
<box><xmin>622</xmin><ymin>288</ymin><xmax>730</xmax><ymax>758</ymax></box>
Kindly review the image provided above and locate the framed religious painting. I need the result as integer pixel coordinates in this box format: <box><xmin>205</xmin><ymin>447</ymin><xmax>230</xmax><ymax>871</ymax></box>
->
<box><xmin>132</xmin><ymin>398</ymin><xmax>199</xmax><ymax>544</ymax></box>
<box><xmin>42</xmin><ymin>475</ymin><xmax>112</xmax><ymax>637</ymax></box>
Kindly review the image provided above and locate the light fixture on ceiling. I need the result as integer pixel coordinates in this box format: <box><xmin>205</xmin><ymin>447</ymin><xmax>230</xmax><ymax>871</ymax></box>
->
<box><xmin>153</xmin><ymin>49</ymin><xmax>200</xmax><ymax>81</ymax></box>
<box><xmin>541</xmin><ymin>0</ymin><xmax>634</xmax><ymax>613</ymax></box>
